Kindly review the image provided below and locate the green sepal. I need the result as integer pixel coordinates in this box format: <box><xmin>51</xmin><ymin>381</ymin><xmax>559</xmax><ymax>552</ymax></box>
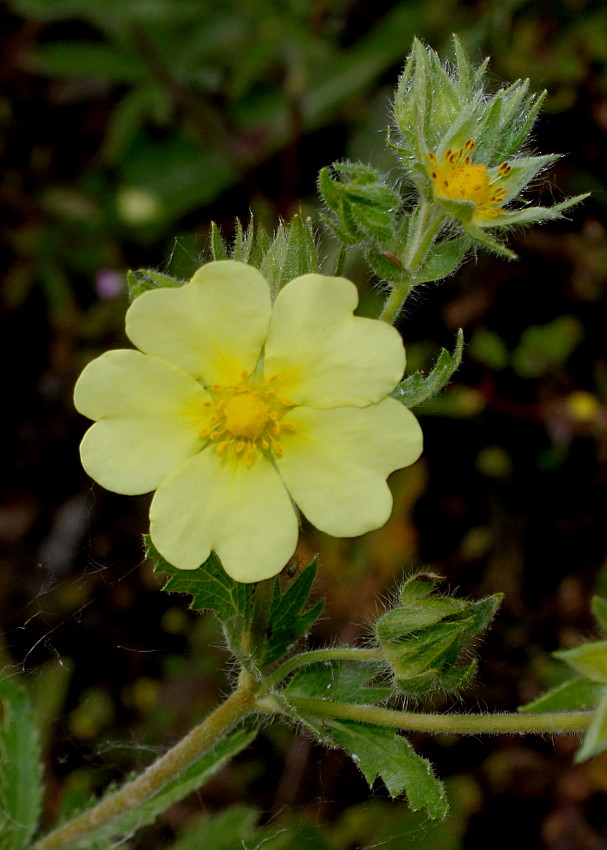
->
<box><xmin>375</xmin><ymin>574</ymin><xmax>501</xmax><ymax>696</ymax></box>
<box><xmin>126</xmin><ymin>268</ymin><xmax>185</xmax><ymax>300</ymax></box>
<box><xmin>0</xmin><ymin>676</ymin><xmax>44</xmax><ymax>850</ymax></box>
<box><xmin>326</xmin><ymin>720</ymin><xmax>448</xmax><ymax>817</ymax></box>
<box><xmin>414</xmin><ymin>236</ymin><xmax>469</xmax><ymax>283</ymax></box>
<box><xmin>146</xmin><ymin>537</ymin><xmax>252</xmax><ymax>622</ymax></box>
<box><xmin>462</xmin><ymin>224</ymin><xmax>517</xmax><ymax>259</ymax></box>
<box><xmin>285</xmin><ymin>660</ymin><xmax>391</xmax><ymax>706</ymax></box>
<box><xmin>437</xmin><ymin>197</ymin><xmax>475</xmax><ymax>224</ymax></box>
<box><xmin>498</xmin><ymin>154</ymin><xmax>560</xmax><ymax>200</ymax></box>
<box><xmin>231</xmin><ymin>218</ymin><xmax>256</xmax><ymax>263</ymax></box>
<box><xmin>209</xmin><ymin>221</ymin><xmax>228</xmax><ymax>260</ymax></box>
<box><xmin>260</xmin><ymin>560</ymin><xmax>325</xmax><ymax>666</ymax></box>
<box><xmin>576</xmin><ymin>693</ymin><xmax>607</xmax><ymax>763</ymax></box>
<box><xmin>554</xmin><ymin>641</ymin><xmax>607</xmax><ymax>685</ymax></box>
<box><xmin>393</xmin><ymin>328</ymin><xmax>464</xmax><ymax>408</ymax></box>
<box><xmin>520</xmin><ymin>677</ymin><xmax>605</xmax><ymax>714</ymax></box>
<box><xmin>259</xmin><ymin>216</ymin><xmax>320</xmax><ymax>296</ymax></box>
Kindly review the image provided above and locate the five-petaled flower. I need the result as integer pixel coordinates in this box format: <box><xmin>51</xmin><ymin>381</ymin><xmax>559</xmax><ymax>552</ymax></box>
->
<box><xmin>74</xmin><ymin>261</ymin><xmax>423</xmax><ymax>582</ymax></box>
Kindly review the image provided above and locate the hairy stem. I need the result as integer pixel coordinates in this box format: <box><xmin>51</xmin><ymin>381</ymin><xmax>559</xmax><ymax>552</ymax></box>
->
<box><xmin>285</xmin><ymin>697</ymin><xmax>593</xmax><ymax>735</ymax></box>
<box><xmin>32</xmin><ymin>672</ymin><xmax>258</xmax><ymax>850</ymax></box>
<box><xmin>380</xmin><ymin>201</ymin><xmax>444</xmax><ymax>323</ymax></box>
<box><xmin>269</xmin><ymin>647</ymin><xmax>384</xmax><ymax>685</ymax></box>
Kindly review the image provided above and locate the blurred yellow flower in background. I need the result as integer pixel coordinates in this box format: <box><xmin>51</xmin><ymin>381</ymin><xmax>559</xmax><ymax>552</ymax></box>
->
<box><xmin>75</xmin><ymin>261</ymin><xmax>422</xmax><ymax>582</ymax></box>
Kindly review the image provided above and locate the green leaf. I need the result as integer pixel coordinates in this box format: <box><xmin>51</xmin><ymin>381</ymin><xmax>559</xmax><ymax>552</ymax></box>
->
<box><xmin>365</xmin><ymin>250</ymin><xmax>409</xmax><ymax>284</ymax></box>
<box><xmin>327</xmin><ymin>721</ymin><xmax>448</xmax><ymax>817</ymax></box>
<box><xmin>576</xmin><ymin>694</ymin><xmax>607</xmax><ymax>763</ymax></box>
<box><xmin>127</xmin><ymin>268</ymin><xmax>185</xmax><ymax>300</ymax></box>
<box><xmin>520</xmin><ymin>677</ymin><xmax>605</xmax><ymax>714</ymax></box>
<box><xmin>393</xmin><ymin>328</ymin><xmax>464</xmax><ymax>408</ymax></box>
<box><xmin>147</xmin><ymin>537</ymin><xmax>252</xmax><ymax>621</ymax></box>
<box><xmin>512</xmin><ymin>315</ymin><xmax>583</xmax><ymax>378</ymax></box>
<box><xmin>69</xmin><ymin>724</ymin><xmax>258</xmax><ymax>849</ymax></box>
<box><xmin>30</xmin><ymin>41</ymin><xmax>143</xmax><ymax>82</ymax></box>
<box><xmin>414</xmin><ymin>237</ymin><xmax>469</xmax><ymax>283</ymax></box>
<box><xmin>286</xmin><ymin>661</ymin><xmax>391</xmax><ymax>706</ymax></box>
<box><xmin>169</xmin><ymin>805</ymin><xmax>259</xmax><ymax>850</ymax></box>
<box><xmin>0</xmin><ymin>676</ymin><xmax>44</xmax><ymax>850</ymax></box>
<box><xmin>262</xmin><ymin>560</ymin><xmax>324</xmax><ymax>666</ymax></box>
<box><xmin>554</xmin><ymin>641</ymin><xmax>607</xmax><ymax>685</ymax></box>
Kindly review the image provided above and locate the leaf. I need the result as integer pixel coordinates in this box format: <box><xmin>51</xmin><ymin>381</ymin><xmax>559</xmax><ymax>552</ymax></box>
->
<box><xmin>520</xmin><ymin>677</ymin><xmax>605</xmax><ymax>714</ymax></box>
<box><xmin>286</xmin><ymin>661</ymin><xmax>391</xmax><ymax>706</ymax></box>
<box><xmin>414</xmin><ymin>237</ymin><xmax>469</xmax><ymax>283</ymax></box>
<box><xmin>0</xmin><ymin>676</ymin><xmax>44</xmax><ymax>850</ymax></box>
<box><xmin>554</xmin><ymin>641</ymin><xmax>607</xmax><ymax>685</ymax></box>
<box><xmin>127</xmin><ymin>268</ymin><xmax>185</xmax><ymax>300</ymax></box>
<box><xmin>576</xmin><ymin>694</ymin><xmax>607</xmax><ymax>763</ymax></box>
<box><xmin>147</xmin><ymin>537</ymin><xmax>252</xmax><ymax>621</ymax></box>
<box><xmin>393</xmin><ymin>328</ymin><xmax>464</xmax><ymax>408</ymax></box>
<box><xmin>69</xmin><ymin>724</ymin><xmax>257</xmax><ymax>849</ymax></box>
<box><xmin>327</xmin><ymin>721</ymin><xmax>448</xmax><ymax>817</ymax></box>
<box><xmin>262</xmin><ymin>560</ymin><xmax>324</xmax><ymax>666</ymax></box>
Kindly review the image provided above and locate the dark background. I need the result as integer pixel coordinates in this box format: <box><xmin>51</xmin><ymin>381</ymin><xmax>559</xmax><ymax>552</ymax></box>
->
<box><xmin>2</xmin><ymin>0</ymin><xmax>607</xmax><ymax>847</ymax></box>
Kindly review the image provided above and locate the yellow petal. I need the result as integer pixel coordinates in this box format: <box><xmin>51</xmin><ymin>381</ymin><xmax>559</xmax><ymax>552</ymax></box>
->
<box><xmin>150</xmin><ymin>449</ymin><xmax>298</xmax><ymax>581</ymax></box>
<box><xmin>125</xmin><ymin>261</ymin><xmax>271</xmax><ymax>386</ymax></box>
<box><xmin>264</xmin><ymin>274</ymin><xmax>405</xmax><ymax>408</ymax></box>
<box><xmin>275</xmin><ymin>399</ymin><xmax>422</xmax><ymax>536</ymax></box>
<box><xmin>75</xmin><ymin>350</ymin><xmax>210</xmax><ymax>494</ymax></box>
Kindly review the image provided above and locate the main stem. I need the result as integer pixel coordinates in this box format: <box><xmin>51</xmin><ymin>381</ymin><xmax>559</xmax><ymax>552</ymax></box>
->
<box><xmin>379</xmin><ymin>201</ymin><xmax>444</xmax><ymax>324</ymax></box>
<box><xmin>32</xmin><ymin>672</ymin><xmax>258</xmax><ymax>850</ymax></box>
<box><xmin>285</xmin><ymin>697</ymin><xmax>593</xmax><ymax>735</ymax></box>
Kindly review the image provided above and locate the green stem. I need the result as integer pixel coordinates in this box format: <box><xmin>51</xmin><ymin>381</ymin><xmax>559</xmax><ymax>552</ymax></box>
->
<box><xmin>285</xmin><ymin>697</ymin><xmax>593</xmax><ymax>735</ymax></box>
<box><xmin>379</xmin><ymin>201</ymin><xmax>444</xmax><ymax>324</ymax></box>
<box><xmin>31</xmin><ymin>672</ymin><xmax>258</xmax><ymax>850</ymax></box>
<box><xmin>269</xmin><ymin>647</ymin><xmax>384</xmax><ymax>686</ymax></box>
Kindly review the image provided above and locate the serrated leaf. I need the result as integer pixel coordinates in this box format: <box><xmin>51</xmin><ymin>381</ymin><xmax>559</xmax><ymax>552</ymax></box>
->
<box><xmin>262</xmin><ymin>561</ymin><xmax>324</xmax><ymax>666</ymax></box>
<box><xmin>576</xmin><ymin>694</ymin><xmax>607</xmax><ymax>763</ymax></box>
<box><xmin>554</xmin><ymin>641</ymin><xmax>607</xmax><ymax>685</ymax></box>
<box><xmin>327</xmin><ymin>721</ymin><xmax>448</xmax><ymax>817</ymax></box>
<box><xmin>68</xmin><ymin>725</ymin><xmax>257</xmax><ymax>849</ymax></box>
<box><xmin>0</xmin><ymin>676</ymin><xmax>44</xmax><ymax>850</ymax></box>
<box><xmin>520</xmin><ymin>677</ymin><xmax>605</xmax><ymax>714</ymax></box>
<box><xmin>415</xmin><ymin>237</ymin><xmax>469</xmax><ymax>283</ymax></box>
<box><xmin>393</xmin><ymin>328</ymin><xmax>464</xmax><ymax>408</ymax></box>
<box><xmin>127</xmin><ymin>268</ymin><xmax>185</xmax><ymax>300</ymax></box>
<box><xmin>147</xmin><ymin>537</ymin><xmax>252</xmax><ymax>621</ymax></box>
<box><xmin>285</xmin><ymin>661</ymin><xmax>391</xmax><ymax>706</ymax></box>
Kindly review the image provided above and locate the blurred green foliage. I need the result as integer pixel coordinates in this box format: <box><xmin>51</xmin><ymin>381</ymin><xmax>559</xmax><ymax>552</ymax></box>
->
<box><xmin>4</xmin><ymin>0</ymin><xmax>607</xmax><ymax>848</ymax></box>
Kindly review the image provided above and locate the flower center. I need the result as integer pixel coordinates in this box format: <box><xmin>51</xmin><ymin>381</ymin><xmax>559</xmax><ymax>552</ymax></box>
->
<box><xmin>224</xmin><ymin>394</ymin><xmax>271</xmax><ymax>439</ymax></box>
<box><xmin>199</xmin><ymin>372</ymin><xmax>296</xmax><ymax>466</ymax></box>
<box><xmin>428</xmin><ymin>140</ymin><xmax>510</xmax><ymax>219</ymax></box>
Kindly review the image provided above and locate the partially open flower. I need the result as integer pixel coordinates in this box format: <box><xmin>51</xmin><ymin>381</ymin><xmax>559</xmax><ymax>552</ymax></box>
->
<box><xmin>428</xmin><ymin>140</ymin><xmax>511</xmax><ymax>222</ymax></box>
<box><xmin>75</xmin><ymin>261</ymin><xmax>422</xmax><ymax>582</ymax></box>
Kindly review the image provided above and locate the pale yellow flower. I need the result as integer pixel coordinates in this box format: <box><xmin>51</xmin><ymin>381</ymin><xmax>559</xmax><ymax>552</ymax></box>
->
<box><xmin>74</xmin><ymin>261</ymin><xmax>422</xmax><ymax>582</ymax></box>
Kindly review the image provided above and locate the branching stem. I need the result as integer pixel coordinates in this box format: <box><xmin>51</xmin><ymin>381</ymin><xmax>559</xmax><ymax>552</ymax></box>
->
<box><xmin>31</xmin><ymin>671</ymin><xmax>258</xmax><ymax>850</ymax></box>
<box><xmin>285</xmin><ymin>696</ymin><xmax>593</xmax><ymax>735</ymax></box>
<box><xmin>380</xmin><ymin>201</ymin><xmax>444</xmax><ymax>323</ymax></box>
